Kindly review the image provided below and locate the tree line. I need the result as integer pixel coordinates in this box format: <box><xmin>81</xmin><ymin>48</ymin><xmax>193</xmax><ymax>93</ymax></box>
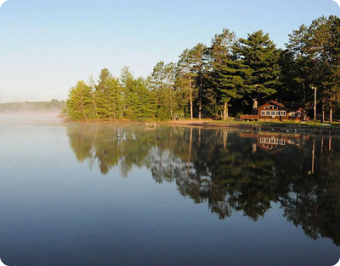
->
<box><xmin>0</xmin><ymin>99</ymin><xmax>65</xmax><ymax>113</ymax></box>
<box><xmin>65</xmin><ymin>15</ymin><xmax>340</xmax><ymax>122</ymax></box>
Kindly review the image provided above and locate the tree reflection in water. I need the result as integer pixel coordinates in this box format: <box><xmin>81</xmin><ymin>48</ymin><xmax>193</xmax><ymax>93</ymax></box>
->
<box><xmin>67</xmin><ymin>123</ymin><xmax>340</xmax><ymax>246</ymax></box>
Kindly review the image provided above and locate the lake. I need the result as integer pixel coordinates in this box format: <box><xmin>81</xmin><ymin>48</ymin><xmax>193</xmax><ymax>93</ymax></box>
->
<box><xmin>1</xmin><ymin>119</ymin><xmax>340</xmax><ymax>266</ymax></box>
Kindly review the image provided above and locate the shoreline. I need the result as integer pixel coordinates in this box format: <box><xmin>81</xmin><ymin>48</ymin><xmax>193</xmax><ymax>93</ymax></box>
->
<box><xmin>63</xmin><ymin>118</ymin><xmax>340</xmax><ymax>135</ymax></box>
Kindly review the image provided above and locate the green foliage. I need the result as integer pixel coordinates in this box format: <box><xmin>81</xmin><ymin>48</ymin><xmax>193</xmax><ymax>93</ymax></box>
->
<box><xmin>285</xmin><ymin>15</ymin><xmax>340</xmax><ymax>121</ymax></box>
<box><xmin>207</xmin><ymin>29</ymin><xmax>247</xmax><ymax>119</ymax></box>
<box><xmin>66</xmin><ymin>80</ymin><xmax>94</xmax><ymax>120</ymax></box>
<box><xmin>235</xmin><ymin>30</ymin><xmax>281</xmax><ymax>107</ymax></box>
<box><xmin>64</xmin><ymin>15</ymin><xmax>340</xmax><ymax>121</ymax></box>
<box><xmin>148</xmin><ymin>61</ymin><xmax>177</xmax><ymax>120</ymax></box>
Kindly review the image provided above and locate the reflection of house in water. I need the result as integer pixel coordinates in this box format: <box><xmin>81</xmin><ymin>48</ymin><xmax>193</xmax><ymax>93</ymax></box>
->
<box><xmin>240</xmin><ymin>132</ymin><xmax>309</xmax><ymax>154</ymax></box>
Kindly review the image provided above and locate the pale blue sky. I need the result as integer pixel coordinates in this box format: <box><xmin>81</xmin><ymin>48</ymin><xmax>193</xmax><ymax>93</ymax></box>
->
<box><xmin>0</xmin><ymin>0</ymin><xmax>338</xmax><ymax>102</ymax></box>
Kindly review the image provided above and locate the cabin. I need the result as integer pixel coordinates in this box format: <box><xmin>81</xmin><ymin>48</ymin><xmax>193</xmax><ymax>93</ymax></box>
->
<box><xmin>240</xmin><ymin>100</ymin><xmax>309</xmax><ymax>122</ymax></box>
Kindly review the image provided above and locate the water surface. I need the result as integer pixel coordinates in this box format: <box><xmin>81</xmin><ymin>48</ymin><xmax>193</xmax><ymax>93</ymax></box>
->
<box><xmin>1</xmin><ymin>121</ymin><xmax>339</xmax><ymax>266</ymax></box>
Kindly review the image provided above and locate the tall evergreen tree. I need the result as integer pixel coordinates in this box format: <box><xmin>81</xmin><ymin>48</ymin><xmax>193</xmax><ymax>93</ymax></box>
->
<box><xmin>148</xmin><ymin>61</ymin><xmax>176</xmax><ymax>120</ymax></box>
<box><xmin>87</xmin><ymin>74</ymin><xmax>99</xmax><ymax>119</ymax></box>
<box><xmin>207</xmin><ymin>29</ymin><xmax>250</xmax><ymax>119</ymax></box>
<box><xmin>285</xmin><ymin>24</ymin><xmax>312</xmax><ymax>104</ymax></box>
<box><xmin>95</xmin><ymin>68</ymin><xmax>113</xmax><ymax>119</ymax></box>
<box><xmin>120</xmin><ymin>67</ymin><xmax>135</xmax><ymax>119</ymax></box>
<box><xmin>177</xmin><ymin>49</ymin><xmax>197</xmax><ymax>119</ymax></box>
<box><xmin>190</xmin><ymin>43</ymin><xmax>208</xmax><ymax>119</ymax></box>
<box><xmin>107</xmin><ymin>76</ymin><xmax>122</xmax><ymax>120</ymax></box>
<box><xmin>66</xmin><ymin>80</ymin><xmax>94</xmax><ymax>120</ymax></box>
<box><xmin>235</xmin><ymin>30</ymin><xmax>281</xmax><ymax>110</ymax></box>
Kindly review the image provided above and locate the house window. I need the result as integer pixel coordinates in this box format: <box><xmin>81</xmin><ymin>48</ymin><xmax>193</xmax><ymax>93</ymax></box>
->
<box><xmin>289</xmin><ymin>112</ymin><xmax>295</xmax><ymax>117</ymax></box>
<box><xmin>271</xmin><ymin>111</ymin><xmax>276</xmax><ymax>116</ymax></box>
<box><xmin>276</xmin><ymin>111</ymin><xmax>280</xmax><ymax>116</ymax></box>
<box><xmin>281</xmin><ymin>111</ymin><xmax>286</xmax><ymax>116</ymax></box>
<box><xmin>266</xmin><ymin>111</ymin><xmax>270</xmax><ymax>116</ymax></box>
<box><xmin>261</xmin><ymin>111</ymin><xmax>265</xmax><ymax>116</ymax></box>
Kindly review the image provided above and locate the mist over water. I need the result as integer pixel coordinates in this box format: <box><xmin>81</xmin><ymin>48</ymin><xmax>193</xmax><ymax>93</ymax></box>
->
<box><xmin>0</xmin><ymin>99</ymin><xmax>65</xmax><ymax>125</ymax></box>
<box><xmin>0</xmin><ymin>111</ymin><xmax>64</xmax><ymax>125</ymax></box>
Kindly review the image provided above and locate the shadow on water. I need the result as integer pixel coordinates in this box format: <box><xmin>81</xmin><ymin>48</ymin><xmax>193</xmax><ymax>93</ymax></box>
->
<box><xmin>66</xmin><ymin>123</ymin><xmax>340</xmax><ymax>246</ymax></box>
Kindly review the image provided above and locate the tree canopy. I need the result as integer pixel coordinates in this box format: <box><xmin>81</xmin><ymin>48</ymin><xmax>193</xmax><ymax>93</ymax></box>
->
<box><xmin>65</xmin><ymin>15</ymin><xmax>340</xmax><ymax>122</ymax></box>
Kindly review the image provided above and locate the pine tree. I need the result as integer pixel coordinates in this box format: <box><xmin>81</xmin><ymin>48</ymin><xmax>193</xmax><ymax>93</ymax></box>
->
<box><xmin>120</xmin><ymin>67</ymin><xmax>135</xmax><ymax>119</ymax></box>
<box><xmin>66</xmin><ymin>80</ymin><xmax>94</xmax><ymax>120</ymax></box>
<box><xmin>176</xmin><ymin>49</ymin><xmax>197</xmax><ymax>119</ymax></box>
<box><xmin>107</xmin><ymin>77</ymin><xmax>122</xmax><ymax>120</ymax></box>
<box><xmin>190</xmin><ymin>43</ymin><xmax>208</xmax><ymax>119</ymax></box>
<box><xmin>95</xmin><ymin>68</ymin><xmax>112</xmax><ymax>119</ymax></box>
<box><xmin>148</xmin><ymin>61</ymin><xmax>176</xmax><ymax>120</ymax></box>
<box><xmin>207</xmin><ymin>29</ymin><xmax>249</xmax><ymax>119</ymax></box>
<box><xmin>235</xmin><ymin>30</ymin><xmax>281</xmax><ymax>110</ymax></box>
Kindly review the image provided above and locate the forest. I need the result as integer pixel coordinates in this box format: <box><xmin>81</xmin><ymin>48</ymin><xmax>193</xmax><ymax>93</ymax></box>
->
<box><xmin>65</xmin><ymin>15</ymin><xmax>340</xmax><ymax>122</ymax></box>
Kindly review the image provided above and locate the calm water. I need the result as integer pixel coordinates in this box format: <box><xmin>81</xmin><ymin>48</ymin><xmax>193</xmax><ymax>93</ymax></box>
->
<box><xmin>1</xmin><ymin>120</ymin><xmax>340</xmax><ymax>266</ymax></box>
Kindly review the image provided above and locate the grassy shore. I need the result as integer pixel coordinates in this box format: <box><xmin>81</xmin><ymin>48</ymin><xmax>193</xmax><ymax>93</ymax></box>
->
<box><xmin>206</xmin><ymin>119</ymin><xmax>340</xmax><ymax>127</ymax></box>
<box><xmin>64</xmin><ymin>116</ymin><xmax>340</xmax><ymax>130</ymax></box>
<box><xmin>161</xmin><ymin>118</ymin><xmax>339</xmax><ymax>127</ymax></box>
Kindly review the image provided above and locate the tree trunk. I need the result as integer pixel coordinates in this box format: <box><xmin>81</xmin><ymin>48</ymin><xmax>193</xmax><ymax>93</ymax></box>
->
<box><xmin>198</xmin><ymin>73</ymin><xmax>202</xmax><ymax>120</ymax></box>
<box><xmin>223</xmin><ymin>101</ymin><xmax>229</xmax><ymax>120</ymax></box>
<box><xmin>81</xmin><ymin>94</ymin><xmax>87</xmax><ymax>121</ymax></box>
<box><xmin>170</xmin><ymin>88</ymin><xmax>173</xmax><ymax>118</ymax></box>
<box><xmin>329</xmin><ymin>105</ymin><xmax>333</xmax><ymax>124</ymax></box>
<box><xmin>109</xmin><ymin>102</ymin><xmax>112</xmax><ymax>121</ymax></box>
<box><xmin>92</xmin><ymin>93</ymin><xmax>99</xmax><ymax>120</ymax></box>
<box><xmin>189</xmin><ymin>76</ymin><xmax>193</xmax><ymax>119</ymax></box>
<box><xmin>302</xmin><ymin>83</ymin><xmax>306</xmax><ymax>104</ymax></box>
<box><xmin>322</xmin><ymin>104</ymin><xmax>325</xmax><ymax>123</ymax></box>
<box><xmin>252</xmin><ymin>98</ymin><xmax>258</xmax><ymax>114</ymax></box>
<box><xmin>113</xmin><ymin>99</ymin><xmax>116</xmax><ymax>121</ymax></box>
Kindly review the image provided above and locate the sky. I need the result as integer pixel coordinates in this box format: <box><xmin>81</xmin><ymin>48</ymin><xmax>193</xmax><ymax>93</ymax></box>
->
<box><xmin>0</xmin><ymin>0</ymin><xmax>338</xmax><ymax>102</ymax></box>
